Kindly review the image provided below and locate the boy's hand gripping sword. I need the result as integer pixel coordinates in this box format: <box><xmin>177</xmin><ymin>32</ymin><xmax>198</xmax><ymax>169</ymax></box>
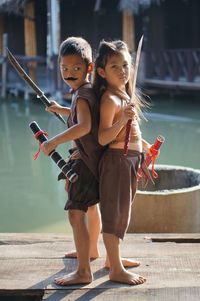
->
<box><xmin>29</xmin><ymin>121</ymin><xmax>78</xmax><ymax>183</ymax></box>
<box><xmin>7</xmin><ymin>48</ymin><xmax>66</xmax><ymax>125</ymax></box>
<box><xmin>124</xmin><ymin>35</ymin><xmax>144</xmax><ymax>155</ymax></box>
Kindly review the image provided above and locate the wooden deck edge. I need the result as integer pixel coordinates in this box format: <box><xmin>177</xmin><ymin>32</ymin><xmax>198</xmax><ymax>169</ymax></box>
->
<box><xmin>144</xmin><ymin>79</ymin><xmax>200</xmax><ymax>90</ymax></box>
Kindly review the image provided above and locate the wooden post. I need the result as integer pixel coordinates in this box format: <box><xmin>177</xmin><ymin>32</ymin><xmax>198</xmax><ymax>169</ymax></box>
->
<box><xmin>1</xmin><ymin>33</ymin><xmax>8</xmax><ymax>98</ymax></box>
<box><xmin>51</xmin><ymin>0</ymin><xmax>61</xmax><ymax>97</ymax></box>
<box><xmin>122</xmin><ymin>10</ymin><xmax>145</xmax><ymax>85</ymax></box>
<box><xmin>122</xmin><ymin>10</ymin><xmax>135</xmax><ymax>53</ymax></box>
<box><xmin>0</xmin><ymin>15</ymin><xmax>5</xmax><ymax>55</ymax></box>
<box><xmin>46</xmin><ymin>0</ymin><xmax>60</xmax><ymax>58</ymax></box>
<box><xmin>51</xmin><ymin>0</ymin><xmax>61</xmax><ymax>56</ymax></box>
<box><xmin>46</xmin><ymin>0</ymin><xmax>61</xmax><ymax>97</ymax></box>
<box><xmin>24</xmin><ymin>1</ymin><xmax>37</xmax><ymax>81</ymax></box>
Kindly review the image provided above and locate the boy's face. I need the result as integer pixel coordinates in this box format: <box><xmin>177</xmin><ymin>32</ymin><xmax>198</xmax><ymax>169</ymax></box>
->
<box><xmin>60</xmin><ymin>54</ymin><xmax>90</xmax><ymax>90</ymax></box>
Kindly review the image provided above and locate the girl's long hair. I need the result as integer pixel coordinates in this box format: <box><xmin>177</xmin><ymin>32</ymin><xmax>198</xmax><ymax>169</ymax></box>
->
<box><xmin>93</xmin><ymin>40</ymin><xmax>150</xmax><ymax>120</ymax></box>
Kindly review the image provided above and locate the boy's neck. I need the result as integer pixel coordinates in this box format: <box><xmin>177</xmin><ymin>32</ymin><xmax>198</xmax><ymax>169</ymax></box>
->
<box><xmin>70</xmin><ymin>80</ymin><xmax>90</xmax><ymax>93</ymax></box>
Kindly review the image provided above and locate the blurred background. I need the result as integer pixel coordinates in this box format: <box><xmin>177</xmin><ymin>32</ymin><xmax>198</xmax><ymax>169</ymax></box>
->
<box><xmin>0</xmin><ymin>0</ymin><xmax>200</xmax><ymax>233</ymax></box>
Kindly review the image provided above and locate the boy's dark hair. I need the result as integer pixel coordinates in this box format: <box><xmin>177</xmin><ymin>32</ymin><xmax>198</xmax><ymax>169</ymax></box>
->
<box><xmin>59</xmin><ymin>37</ymin><xmax>92</xmax><ymax>65</ymax></box>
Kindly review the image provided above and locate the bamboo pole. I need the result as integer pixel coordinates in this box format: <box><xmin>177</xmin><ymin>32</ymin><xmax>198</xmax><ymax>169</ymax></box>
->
<box><xmin>122</xmin><ymin>10</ymin><xmax>135</xmax><ymax>53</ymax></box>
<box><xmin>24</xmin><ymin>1</ymin><xmax>37</xmax><ymax>81</ymax></box>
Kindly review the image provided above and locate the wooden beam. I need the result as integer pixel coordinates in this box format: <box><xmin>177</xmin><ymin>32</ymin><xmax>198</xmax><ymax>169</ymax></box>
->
<box><xmin>94</xmin><ymin>0</ymin><xmax>102</xmax><ymax>12</ymax></box>
<box><xmin>24</xmin><ymin>1</ymin><xmax>37</xmax><ymax>81</ymax></box>
<box><xmin>46</xmin><ymin>0</ymin><xmax>61</xmax><ymax>95</ymax></box>
<box><xmin>0</xmin><ymin>14</ymin><xmax>5</xmax><ymax>56</ymax></box>
<box><xmin>46</xmin><ymin>0</ymin><xmax>61</xmax><ymax>58</ymax></box>
<box><xmin>122</xmin><ymin>10</ymin><xmax>135</xmax><ymax>53</ymax></box>
<box><xmin>51</xmin><ymin>0</ymin><xmax>60</xmax><ymax>55</ymax></box>
<box><xmin>1</xmin><ymin>33</ymin><xmax>8</xmax><ymax>98</ymax></box>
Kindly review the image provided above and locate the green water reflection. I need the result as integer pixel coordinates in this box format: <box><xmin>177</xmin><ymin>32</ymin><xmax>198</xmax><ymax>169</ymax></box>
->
<box><xmin>0</xmin><ymin>96</ymin><xmax>200</xmax><ymax>233</ymax></box>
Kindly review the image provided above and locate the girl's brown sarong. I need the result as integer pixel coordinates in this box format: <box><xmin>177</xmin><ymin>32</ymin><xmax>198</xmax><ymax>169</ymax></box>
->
<box><xmin>99</xmin><ymin>148</ymin><xmax>141</xmax><ymax>239</ymax></box>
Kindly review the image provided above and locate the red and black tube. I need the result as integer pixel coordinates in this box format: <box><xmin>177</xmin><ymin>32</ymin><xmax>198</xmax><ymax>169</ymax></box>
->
<box><xmin>29</xmin><ymin>121</ymin><xmax>78</xmax><ymax>183</ymax></box>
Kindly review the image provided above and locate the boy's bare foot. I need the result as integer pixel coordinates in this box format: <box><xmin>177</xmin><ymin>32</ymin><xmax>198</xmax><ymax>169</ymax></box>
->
<box><xmin>64</xmin><ymin>250</ymin><xmax>100</xmax><ymax>259</ymax></box>
<box><xmin>54</xmin><ymin>270</ymin><xmax>93</xmax><ymax>286</ymax></box>
<box><xmin>64</xmin><ymin>251</ymin><xmax>78</xmax><ymax>258</ymax></box>
<box><xmin>109</xmin><ymin>269</ymin><xmax>146</xmax><ymax>285</ymax></box>
<box><xmin>105</xmin><ymin>257</ymin><xmax>140</xmax><ymax>268</ymax></box>
<box><xmin>65</xmin><ymin>252</ymin><xmax>140</xmax><ymax>269</ymax></box>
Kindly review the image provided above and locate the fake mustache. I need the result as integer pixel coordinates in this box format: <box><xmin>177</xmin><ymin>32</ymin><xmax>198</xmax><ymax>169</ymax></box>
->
<box><xmin>64</xmin><ymin>77</ymin><xmax>78</xmax><ymax>81</ymax></box>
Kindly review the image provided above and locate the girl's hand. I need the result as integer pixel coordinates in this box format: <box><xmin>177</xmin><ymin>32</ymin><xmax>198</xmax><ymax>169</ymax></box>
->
<box><xmin>142</xmin><ymin>139</ymin><xmax>152</xmax><ymax>155</ymax></box>
<box><xmin>120</xmin><ymin>104</ymin><xmax>137</xmax><ymax>124</ymax></box>
<box><xmin>46</xmin><ymin>101</ymin><xmax>62</xmax><ymax>113</ymax></box>
<box><xmin>40</xmin><ymin>139</ymin><xmax>58</xmax><ymax>156</ymax></box>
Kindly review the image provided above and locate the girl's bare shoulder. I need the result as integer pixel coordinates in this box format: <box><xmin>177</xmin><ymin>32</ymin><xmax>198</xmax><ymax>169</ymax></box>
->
<box><xmin>101</xmin><ymin>90</ymin><xmax>121</xmax><ymax>106</ymax></box>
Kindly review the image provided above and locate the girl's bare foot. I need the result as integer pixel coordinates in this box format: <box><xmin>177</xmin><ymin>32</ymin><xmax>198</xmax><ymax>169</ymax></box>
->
<box><xmin>54</xmin><ymin>270</ymin><xmax>93</xmax><ymax>286</ymax></box>
<box><xmin>64</xmin><ymin>250</ymin><xmax>100</xmax><ymax>259</ymax></box>
<box><xmin>109</xmin><ymin>269</ymin><xmax>146</xmax><ymax>285</ymax></box>
<box><xmin>105</xmin><ymin>257</ymin><xmax>140</xmax><ymax>268</ymax></box>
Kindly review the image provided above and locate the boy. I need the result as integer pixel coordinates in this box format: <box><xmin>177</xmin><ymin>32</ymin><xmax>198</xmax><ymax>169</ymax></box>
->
<box><xmin>41</xmin><ymin>37</ymin><xmax>103</xmax><ymax>285</ymax></box>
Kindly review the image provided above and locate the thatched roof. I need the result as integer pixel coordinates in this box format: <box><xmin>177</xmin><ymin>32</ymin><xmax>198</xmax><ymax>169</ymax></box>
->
<box><xmin>0</xmin><ymin>0</ymin><xmax>163</xmax><ymax>15</ymax></box>
<box><xmin>118</xmin><ymin>0</ymin><xmax>162</xmax><ymax>14</ymax></box>
<box><xmin>0</xmin><ymin>0</ymin><xmax>27</xmax><ymax>14</ymax></box>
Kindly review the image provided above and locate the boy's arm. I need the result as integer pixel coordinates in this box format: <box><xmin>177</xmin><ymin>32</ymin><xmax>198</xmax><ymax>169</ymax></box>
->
<box><xmin>46</xmin><ymin>101</ymin><xmax>71</xmax><ymax>116</ymax></box>
<box><xmin>41</xmin><ymin>98</ymin><xmax>91</xmax><ymax>155</ymax></box>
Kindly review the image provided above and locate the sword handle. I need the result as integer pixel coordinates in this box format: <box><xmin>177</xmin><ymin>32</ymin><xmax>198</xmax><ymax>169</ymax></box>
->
<box><xmin>38</xmin><ymin>94</ymin><xmax>66</xmax><ymax>124</ymax></box>
<box><xmin>29</xmin><ymin>121</ymin><xmax>78</xmax><ymax>183</ymax></box>
<box><xmin>123</xmin><ymin>119</ymin><xmax>132</xmax><ymax>155</ymax></box>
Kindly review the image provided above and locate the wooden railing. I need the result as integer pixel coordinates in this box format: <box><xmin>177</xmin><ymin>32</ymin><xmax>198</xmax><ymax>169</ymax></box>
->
<box><xmin>0</xmin><ymin>54</ymin><xmax>62</xmax><ymax>99</ymax></box>
<box><xmin>0</xmin><ymin>33</ymin><xmax>62</xmax><ymax>99</ymax></box>
<box><xmin>2</xmin><ymin>48</ymin><xmax>200</xmax><ymax>98</ymax></box>
<box><xmin>145</xmin><ymin>49</ymin><xmax>200</xmax><ymax>90</ymax></box>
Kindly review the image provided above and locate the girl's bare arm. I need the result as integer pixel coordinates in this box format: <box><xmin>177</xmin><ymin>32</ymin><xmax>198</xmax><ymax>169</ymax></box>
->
<box><xmin>98</xmin><ymin>95</ymin><xmax>135</xmax><ymax>146</ymax></box>
<box><xmin>142</xmin><ymin>139</ymin><xmax>152</xmax><ymax>154</ymax></box>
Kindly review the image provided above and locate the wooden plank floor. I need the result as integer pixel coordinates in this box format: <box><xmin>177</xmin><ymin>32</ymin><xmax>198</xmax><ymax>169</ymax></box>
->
<box><xmin>0</xmin><ymin>233</ymin><xmax>200</xmax><ymax>300</ymax></box>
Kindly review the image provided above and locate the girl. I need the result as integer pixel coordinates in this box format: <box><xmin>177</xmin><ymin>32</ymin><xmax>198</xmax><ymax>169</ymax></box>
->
<box><xmin>94</xmin><ymin>40</ymin><xmax>153</xmax><ymax>285</ymax></box>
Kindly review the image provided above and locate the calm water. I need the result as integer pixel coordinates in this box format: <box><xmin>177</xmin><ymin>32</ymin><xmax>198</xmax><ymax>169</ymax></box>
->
<box><xmin>0</xmin><ymin>96</ymin><xmax>200</xmax><ymax>233</ymax></box>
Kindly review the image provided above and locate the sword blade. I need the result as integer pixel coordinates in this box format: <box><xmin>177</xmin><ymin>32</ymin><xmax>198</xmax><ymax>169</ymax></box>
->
<box><xmin>130</xmin><ymin>35</ymin><xmax>144</xmax><ymax>102</ymax></box>
<box><xmin>7</xmin><ymin>48</ymin><xmax>66</xmax><ymax>124</ymax></box>
<box><xmin>7</xmin><ymin>48</ymin><xmax>45</xmax><ymax>98</ymax></box>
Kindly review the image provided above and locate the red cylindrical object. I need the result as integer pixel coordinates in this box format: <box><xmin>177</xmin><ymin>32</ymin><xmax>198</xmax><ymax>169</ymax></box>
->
<box><xmin>123</xmin><ymin>119</ymin><xmax>132</xmax><ymax>155</ymax></box>
<box><xmin>145</xmin><ymin>135</ymin><xmax>164</xmax><ymax>167</ymax></box>
<box><xmin>137</xmin><ymin>135</ymin><xmax>165</xmax><ymax>180</ymax></box>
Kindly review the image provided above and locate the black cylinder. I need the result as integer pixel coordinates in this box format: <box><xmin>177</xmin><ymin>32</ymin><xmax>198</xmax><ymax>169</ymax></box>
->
<box><xmin>29</xmin><ymin>121</ymin><xmax>78</xmax><ymax>183</ymax></box>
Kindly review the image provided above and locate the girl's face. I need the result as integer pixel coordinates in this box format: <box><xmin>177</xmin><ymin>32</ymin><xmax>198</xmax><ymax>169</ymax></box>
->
<box><xmin>60</xmin><ymin>54</ymin><xmax>92</xmax><ymax>90</ymax></box>
<box><xmin>98</xmin><ymin>50</ymin><xmax>131</xmax><ymax>89</ymax></box>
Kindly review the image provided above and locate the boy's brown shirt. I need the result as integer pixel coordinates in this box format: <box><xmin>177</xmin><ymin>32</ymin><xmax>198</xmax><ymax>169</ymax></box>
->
<box><xmin>67</xmin><ymin>83</ymin><xmax>104</xmax><ymax>180</ymax></box>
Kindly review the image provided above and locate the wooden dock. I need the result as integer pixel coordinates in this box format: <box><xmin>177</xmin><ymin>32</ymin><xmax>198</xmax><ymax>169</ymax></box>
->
<box><xmin>0</xmin><ymin>233</ymin><xmax>200</xmax><ymax>300</ymax></box>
